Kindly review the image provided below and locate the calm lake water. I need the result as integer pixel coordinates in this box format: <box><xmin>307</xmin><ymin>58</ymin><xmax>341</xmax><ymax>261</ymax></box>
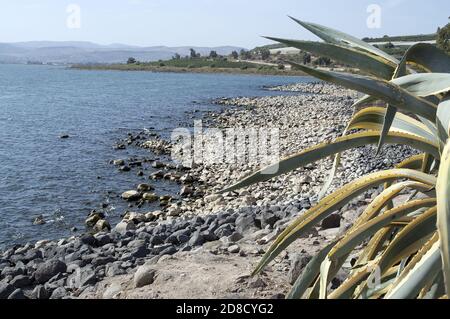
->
<box><xmin>0</xmin><ymin>64</ymin><xmax>312</xmax><ymax>248</ymax></box>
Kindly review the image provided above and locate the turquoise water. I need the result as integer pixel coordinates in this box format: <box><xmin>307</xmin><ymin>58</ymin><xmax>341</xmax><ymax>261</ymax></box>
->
<box><xmin>0</xmin><ymin>64</ymin><xmax>311</xmax><ymax>247</ymax></box>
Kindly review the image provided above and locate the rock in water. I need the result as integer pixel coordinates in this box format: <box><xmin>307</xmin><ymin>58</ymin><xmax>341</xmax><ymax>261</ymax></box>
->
<box><xmin>34</xmin><ymin>259</ymin><xmax>67</xmax><ymax>284</ymax></box>
<box><xmin>121</xmin><ymin>190</ymin><xmax>141</xmax><ymax>201</ymax></box>
<box><xmin>93</xmin><ymin>219</ymin><xmax>111</xmax><ymax>232</ymax></box>
<box><xmin>33</xmin><ymin>215</ymin><xmax>46</xmax><ymax>225</ymax></box>
<box><xmin>133</xmin><ymin>266</ymin><xmax>156</xmax><ymax>288</ymax></box>
<box><xmin>142</xmin><ymin>193</ymin><xmax>159</xmax><ymax>202</ymax></box>
<box><xmin>113</xmin><ymin>159</ymin><xmax>125</xmax><ymax>166</ymax></box>
<box><xmin>179</xmin><ymin>186</ymin><xmax>193</xmax><ymax>197</ymax></box>
<box><xmin>137</xmin><ymin>183</ymin><xmax>154</xmax><ymax>192</ymax></box>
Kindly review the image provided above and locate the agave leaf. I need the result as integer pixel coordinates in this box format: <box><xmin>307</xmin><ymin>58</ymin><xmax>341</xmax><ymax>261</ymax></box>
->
<box><xmin>347</xmin><ymin>106</ymin><xmax>437</xmax><ymax>144</ymax></box>
<box><xmin>321</xmin><ymin>199</ymin><xmax>436</xmax><ymax>297</ymax></box>
<box><xmin>397</xmin><ymin>154</ymin><xmax>427</xmax><ymax>170</ymax></box>
<box><xmin>329</xmin><ymin>199</ymin><xmax>436</xmax><ymax>261</ymax></box>
<box><xmin>386</xmin><ymin>236</ymin><xmax>441</xmax><ymax>299</ymax></box>
<box><xmin>353</xmin><ymin>94</ymin><xmax>377</xmax><ymax>109</ymax></box>
<box><xmin>264</xmin><ymin>37</ymin><xmax>395</xmax><ymax>79</ymax></box>
<box><xmin>221</xmin><ymin>131</ymin><xmax>439</xmax><ymax>194</ymax></box>
<box><xmin>391</xmin><ymin>73</ymin><xmax>450</xmax><ymax>97</ymax></box>
<box><xmin>253</xmin><ymin>169</ymin><xmax>437</xmax><ymax>275</ymax></box>
<box><xmin>352</xmin><ymin>181</ymin><xmax>434</xmax><ymax>230</ymax></box>
<box><xmin>356</xmin><ymin>227</ymin><xmax>394</xmax><ymax>266</ymax></box>
<box><xmin>287</xmin><ymin>62</ymin><xmax>437</xmax><ymax>122</ymax></box>
<box><xmin>420</xmin><ymin>153</ymin><xmax>435</xmax><ymax>173</ymax></box>
<box><xmin>288</xmin><ymin>16</ymin><xmax>398</xmax><ymax>64</ymax></box>
<box><xmin>317</xmin><ymin>153</ymin><xmax>341</xmax><ymax>200</ymax></box>
<box><xmin>377</xmin><ymin>206</ymin><xmax>437</xmax><ymax>274</ymax></box>
<box><xmin>403</xmin><ymin>43</ymin><xmax>450</xmax><ymax>73</ymax></box>
<box><xmin>328</xmin><ymin>263</ymin><xmax>375</xmax><ymax>299</ymax></box>
<box><xmin>376</xmin><ymin>105</ymin><xmax>397</xmax><ymax>154</ymax></box>
<box><xmin>287</xmin><ymin>241</ymin><xmax>336</xmax><ymax>299</ymax></box>
<box><xmin>422</xmin><ymin>273</ymin><xmax>445</xmax><ymax>299</ymax></box>
<box><xmin>436</xmin><ymin>94</ymin><xmax>450</xmax><ymax>144</ymax></box>
<box><xmin>437</xmin><ymin>139</ymin><xmax>450</xmax><ymax>294</ymax></box>
<box><xmin>319</xmin><ymin>256</ymin><xmax>333</xmax><ymax>299</ymax></box>
<box><xmin>376</xmin><ymin>47</ymin><xmax>408</xmax><ymax>155</ymax></box>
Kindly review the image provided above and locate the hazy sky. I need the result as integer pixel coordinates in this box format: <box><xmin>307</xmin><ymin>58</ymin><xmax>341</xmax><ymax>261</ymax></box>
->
<box><xmin>0</xmin><ymin>0</ymin><xmax>448</xmax><ymax>48</ymax></box>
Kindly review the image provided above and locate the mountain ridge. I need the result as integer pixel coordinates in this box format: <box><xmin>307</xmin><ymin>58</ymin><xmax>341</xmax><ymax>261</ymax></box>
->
<box><xmin>0</xmin><ymin>41</ymin><xmax>246</xmax><ymax>64</ymax></box>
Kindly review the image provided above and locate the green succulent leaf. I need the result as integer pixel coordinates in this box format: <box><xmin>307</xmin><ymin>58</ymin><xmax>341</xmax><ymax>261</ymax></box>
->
<box><xmin>402</xmin><ymin>43</ymin><xmax>450</xmax><ymax>73</ymax></box>
<box><xmin>288</xmin><ymin>16</ymin><xmax>399</xmax><ymax>64</ymax></box>
<box><xmin>436</xmin><ymin>94</ymin><xmax>450</xmax><ymax>144</ymax></box>
<box><xmin>386</xmin><ymin>235</ymin><xmax>441</xmax><ymax>299</ymax></box>
<box><xmin>377</xmin><ymin>206</ymin><xmax>437</xmax><ymax>274</ymax></box>
<box><xmin>391</xmin><ymin>73</ymin><xmax>450</xmax><ymax>97</ymax></box>
<box><xmin>221</xmin><ymin>131</ymin><xmax>438</xmax><ymax>194</ymax></box>
<box><xmin>287</xmin><ymin>62</ymin><xmax>437</xmax><ymax>122</ymax></box>
<box><xmin>264</xmin><ymin>37</ymin><xmax>395</xmax><ymax>79</ymax></box>
<box><xmin>253</xmin><ymin>169</ymin><xmax>436</xmax><ymax>276</ymax></box>
<box><xmin>347</xmin><ymin>106</ymin><xmax>438</xmax><ymax>143</ymax></box>
<box><xmin>437</xmin><ymin>140</ymin><xmax>450</xmax><ymax>294</ymax></box>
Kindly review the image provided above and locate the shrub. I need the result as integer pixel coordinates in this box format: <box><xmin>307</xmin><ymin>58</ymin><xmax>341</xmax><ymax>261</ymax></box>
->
<box><xmin>223</xmin><ymin>17</ymin><xmax>450</xmax><ymax>299</ymax></box>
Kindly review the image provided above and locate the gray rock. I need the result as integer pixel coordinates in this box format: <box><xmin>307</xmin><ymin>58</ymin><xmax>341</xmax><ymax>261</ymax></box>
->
<box><xmin>10</xmin><ymin>275</ymin><xmax>32</xmax><ymax>288</ymax></box>
<box><xmin>137</xmin><ymin>183</ymin><xmax>154</xmax><ymax>192</ymax></box>
<box><xmin>95</xmin><ymin>233</ymin><xmax>113</xmax><ymax>246</ymax></box>
<box><xmin>179</xmin><ymin>186</ymin><xmax>193</xmax><ymax>197</ymax></box>
<box><xmin>235</xmin><ymin>215</ymin><xmax>257</xmax><ymax>234</ymax></box>
<box><xmin>288</xmin><ymin>252</ymin><xmax>313</xmax><ymax>285</ymax></box>
<box><xmin>121</xmin><ymin>190</ymin><xmax>141</xmax><ymax>201</ymax></box>
<box><xmin>133</xmin><ymin>266</ymin><xmax>156</xmax><ymax>288</ymax></box>
<box><xmin>149</xmin><ymin>235</ymin><xmax>165</xmax><ymax>246</ymax></box>
<box><xmin>105</xmin><ymin>263</ymin><xmax>125</xmax><ymax>277</ymax></box>
<box><xmin>0</xmin><ymin>281</ymin><xmax>14</xmax><ymax>299</ymax></box>
<box><xmin>257</xmin><ymin>211</ymin><xmax>279</xmax><ymax>228</ymax></box>
<box><xmin>227</xmin><ymin>232</ymin><xmax>243</xmax><ymax>243</ymax></box>
<box><xmin>214</xmin><ymin>224</ymin><xmax>234</xmax><ymax>238</ymax></box>
<box><xmin>228</xmin><ymin>245</ymin><xmax>240</xmax><ymax>253</ymax></box>
<box><xmin>159</xmin><ymin>245</ymin><xmax>177</xmax><ymax>256</ymax></box>
<box><xmin>67</xmin><ymin>266</ymin><xmax>97</xmax><ymax>289</ymax></box>
<box><xmin>188</xmin><ymin>231</ymin><xmax>205</xmax><ymax>247</ymax></box>
<box><xmin>1</xmin><ymin>266</ymin><xmax>24</xmax><ymax>278</ymax></box>
<box><xmin>50</xmin><ymin>287</ymin><xmax>67</xmax><ymax>299</ymax></box>
<box><xmin>30</xmin><ymin>285</ymin><xmax>49</xmax><ymax>300</ymax></box>
<box><xmin>80</xmin><ymin>233</ymin><xmax>97</xmax><ymax>246</ymax></box>
<box><xmin>8</xmin><ymin>288</ymin><xmax>27</xmax><ymax>299</ymax></box>
<box><xmin>248</xmin><ymin>277</ymin><xmax>266</xmax><ymax>289</ymax></box>
<box><xmin>34</xmin><ymin>259</ymin><xmax>67</xmax><ymax>284</ymax></box>
<box><xmin>321</xmin><ymin>214</ymin><xmax>341</xmax><ymax>229</ymax></box>
<box><xmin>200</xmin><ymin>229</ymin><xmax>218</xmax><ymax>242</ymax></box>
<box><xmin>114</xmin><ymin>221</ymin><xmax>136</xmax><ymax>235</ymax></box>
<box><xmin>130</xmin><ymin>245</ymin><xmax>151</xmax><ymax>259</ymax></box>
<box><xmin>92</xmin><ymin>256</ymin><xmax>115</xmax><ymax>267</ymax></box>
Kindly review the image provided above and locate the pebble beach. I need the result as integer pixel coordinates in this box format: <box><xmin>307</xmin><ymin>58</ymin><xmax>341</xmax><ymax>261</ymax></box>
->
<box><xmin>0</xmin><ymin>82</ymin><xmax>417</xmax><ymax>299</ymax></box>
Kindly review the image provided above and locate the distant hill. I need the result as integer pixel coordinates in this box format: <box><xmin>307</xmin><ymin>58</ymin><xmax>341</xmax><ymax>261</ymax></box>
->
<box><xmin>0</xmin><ymin>41</ymin><xmax>245</xmax><ymax>64</ymax></box>
<box><xmin>362</xmin><ymin>33</ymin><xmax>436</xmax><ymax>43</ymax></box>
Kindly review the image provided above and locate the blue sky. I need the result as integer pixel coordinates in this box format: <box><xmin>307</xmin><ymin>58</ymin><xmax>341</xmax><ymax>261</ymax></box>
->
<box><xmin>0</xmin><ymin>0</ymin><xmax>448</xmax><ymax>48</ymax></box>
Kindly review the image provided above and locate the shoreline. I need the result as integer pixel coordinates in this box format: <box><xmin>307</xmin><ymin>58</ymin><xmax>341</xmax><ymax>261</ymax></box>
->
<box><xmin>70</xmin><ymin>64</ymin><xmax>308</xmax><ymax>77</ymax></box>
<box><xmin>0</xmin><ymin>82</ymin><xmax>416</xmax><ymax>299</ymax></box>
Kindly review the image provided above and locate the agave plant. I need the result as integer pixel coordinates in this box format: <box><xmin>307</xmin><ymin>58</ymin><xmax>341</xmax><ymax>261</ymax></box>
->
<box><xmin>221</xmin><ymin>17</ymin><xmax>450</xmax><ymax>299</ymax></box>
